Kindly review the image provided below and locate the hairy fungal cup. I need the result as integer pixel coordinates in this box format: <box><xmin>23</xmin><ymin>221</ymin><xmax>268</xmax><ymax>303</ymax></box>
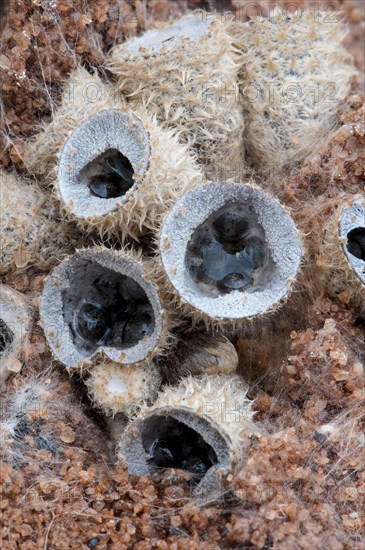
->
<box><xmin>109</xmin><ymin>12</ymin><xmax>244</xmax><ymax>179</ymax></box>
<box><xmin>40</xmin><ymin>247</ymin><xmax>171</xmax><ymax>370</ymax></box>
<box><xmin>85</xmin><ymin>362</ymin><xmax>161</xmax><ymax>417</ymax></box>
<box><xmin>57</xmin><ymin>107</ymin><xmax>202</xmax><ymax>240</ymax></box>
<box><xmin>316</xmin><ymin>195</ymin><xmax>365</xmax><ymax>307</ymax></box>
<box><xmin>158</xmin><ymin>331</ymin><xmax>239</xmax><ymax>385</ymax></box>
<box><xmin>234</xmin><ymin>10</ymin><xmax>356</xmax><ymax>178</ymax></box>
<box><xmin>158</xmin><ymin>182</ymin><xmax>302</xmax><ymax>327</ymax></box>
<box><xmin>118</xmin><ymin>373</ymin><xmax>254</xmax><ymax>496</ymax></box>
<box><xmin>22</xmin><ymin>67</ymin><xmax>202</xmax><ymax>240</ymax></box>
<box><xmin>0</xmin><ymin>285</ymin><xmax>31</xmax><ymax>384</ymax></box>
<box><xmin>0</xmin><ymin>170</ymin><xmax>83</xmax><ymax>274</ymax></box>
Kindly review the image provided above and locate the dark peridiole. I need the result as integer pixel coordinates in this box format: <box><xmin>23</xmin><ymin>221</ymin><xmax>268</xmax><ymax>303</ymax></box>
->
<box><xmin>65</xmin><ymin>269</ymin><xmax>155</xmax><ymax>354</ymax></box>
<box><xmin>347</xmin><ymin>228</ymin><xmax>365</xmax><ymax>261</ymax></box>
<box><xmin>40</xmin><ymin>248</ymin><xmax>166</xmax><ymax>369</ymax></box>
<box><xmin>143</xmin><ymin>415</ymin><xmax>217</xmax><ymax>478</ymax></box>
<box><xmin>0</xmin><ymin>319</ymin><xmax>14</xmax><ymax>355</ymax></box>
<box><xmin>80</xmin><ymin>148</ymin><xmax>135</xmax><ymax>199</ymax></box>
<box><xmin>185</xmin><ymin>203</ymin><xmax>272</xmax><ymax>296</ymax></box>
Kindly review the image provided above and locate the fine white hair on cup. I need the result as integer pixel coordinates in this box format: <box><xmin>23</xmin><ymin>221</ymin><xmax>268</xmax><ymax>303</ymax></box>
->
<box><xmin>109</xmin><ymin>12</ymin><xmax>245</xmax><ymax>180</ymax></box>
<box><xmin>56</xmin><ymin>107</ymin><xmax>202</xmax><ymax>240</ymax></box>
<box><xmin>313</xmin><ymin>194</ymin><xmax>365</xmax><ymax>308</ymax></box>
<box><xmin>159</xmin><ymin>182</ymin><xmax>302</xmax><ymax>326</ymax></box>
<box><xmin>85</xmin><ymin>361</ymin><xmax>162</xmax><ymax>417</ymax></box>
<box><xmin>117</xmin><ymin>373</ymin><xmax>255</xmax><ymax>497</ymax></box>
<box><xmin>0</xmin><ymin>285</ymin><xmax>31</xmax><ymax>384</ymax></box>
<box><xmin>57</xmin><ymin>108</ymin><xmax>150</xmax><ymax>221</ymax></box>
<box><xmin>232</xmin><ymin>10</ymin><xmax>356</xmax><ymax>180</ymax></box>
<box><xmin>0</xmin><ymin>169</ymin><xmax>83</xmax><ymax>274</ymax></box>
<box><xmin>40</xmin><ymin>247</ymin><xmax>170</xmax><ymax>370</ymax></box>
<box><xmin>340</xmin><ymin>196</ymin><xmax>365</xmax><ymax>286</ymax></box>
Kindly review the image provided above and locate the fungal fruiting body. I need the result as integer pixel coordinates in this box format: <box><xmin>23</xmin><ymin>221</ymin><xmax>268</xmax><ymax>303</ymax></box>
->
<box><xmin>315</xmin><ymin>194</ymin><xmax>365</xmax><ymax>308</ymax></box>
<box><xmin>57</xmin><ymin>106</ymin><xmax>202</xmax><ymax>240</ymax></box>
<box><xmin>117</xmin><ymin>373</ymin><xmax>255</xmax><ymax>496</ymax></box>
<box><xmin>85</xmin><ymin>362</ymin><xmax>161</xmax><ymax>417</ymax></box>
<box><xmin>158</xmin><ymin>331</ymin><xmax>239</xmax><ymax>385</ymax></box>
<box><xmin>109</xmin><ymin>12</ymin><xmax>244</xmax><ymax>180</ymax></box>
<box><xmin>21</xmin><ymin>66</ymin><xmax>202</xmax><ymax>241</ymax></box>
<box><xmin>0</xmin><ymin>285</ymin><xmax>31</xmax><ymax>384</ymax></box>
<box><xmin>40</xmin><ymin>247</ymin><xmax>173</xmax><ymax>370</ymax></box>
<box><xmin>0</xmin><ymin>170</ymin><xmax>83</xmax><ymax>274</ymax></box>
<box><xmin>233</xmin><ymin>10</ymin><xmax>356</xmax><ymax>179</ymax></box>
<box><xmin>158</xmin><ymin>182</ymin><xmax>302</xmax><ymax>328</ymax></box>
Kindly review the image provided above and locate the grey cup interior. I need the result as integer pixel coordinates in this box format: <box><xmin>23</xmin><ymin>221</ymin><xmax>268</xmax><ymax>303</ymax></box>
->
<box><xmin>62</xmin><ymin>262</ymin><xmax>155</xmax><ymax>355</ymax></box>
<box><xmin>142</xmin><ymin>415</ymin><xmax>218</xmax><ymax>478</ymax></box>
<box><xmin>185</xmin><ymin>202</ymin><xmax>276</xmax><ymax>297</ymax></box>
<box><xmin>78</xmin><ymin>148</ymin><xmax>135</xmax><ymax>199</ymax></box>
<box><xmin>0</xmin><ymin>318</ymin><xmax>13</xmax><ymax>355</ymax></box>
<box><xmin>347</xmin><ymin>227</ymin><xmax>365</xmax><ymax>261</ymax></box>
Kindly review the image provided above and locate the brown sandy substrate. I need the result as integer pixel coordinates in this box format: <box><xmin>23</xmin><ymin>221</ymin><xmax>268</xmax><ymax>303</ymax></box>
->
<box><xmin>0</xmin><ymin>1</ymin><xmax>364</xmax><ymax>549</ymax></box>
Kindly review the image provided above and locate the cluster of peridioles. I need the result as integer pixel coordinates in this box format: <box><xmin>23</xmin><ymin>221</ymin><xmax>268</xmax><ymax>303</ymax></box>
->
<box><xmin>1</xmin><ymin>8</ymin><xmax>362</xmax><ymax>496</ymax></box>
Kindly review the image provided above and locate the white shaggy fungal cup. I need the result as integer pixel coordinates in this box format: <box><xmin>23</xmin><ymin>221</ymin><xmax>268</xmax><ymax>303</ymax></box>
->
<box><xmin>57</xmin><ymin>107</ymin><xmax>202</xmax><ymax>239</ymax></box>
<box><xmin>158</xmin><ymin>332</ymin><xmax>239</xmax><ymax>386</ymax></box>
<box><xmin>0</xmin><ymin>285</ymin><xmax>31</xmax><ymax>384</ymax></box>
<box><xmin>40</xmin><ymin>248</ymin><xmax>167</xmax><ymax>370</ymax></box>
<box><xmin>58</xmin><ymin>109</ymin><xmax>150</xmax><ymax>227</ymax></box>
<box><xmin>340</xmin><ymin>197</ymin><xmax>365</xmax><ymax>287</ymax></box>
<box><xmin>159</xmin><ymin>183</ymin><xmax>302</xmax><ymax>326</ymax></box>
<box><xmin>0</xmin><ymin>170</ymin><xmax>83</xmax><ymax>274</ymax></box>
<box><xmin>85</xmin><ymin>362</ymin><xmax>161</xmax><ymax>417</ymax></box>
<box><xmin>109</xmin><ymin>12</ymin><xmax>245</xmax><ymax>179</ymax></box>
<box><xmin>118</xmin><ymin>373</ymin><xmax>254</xmax><ymax>496</ymax></box>
<box><xmin>233</xmin><ymin>10</ymin><xmax>356</xmax><ymax>178</ymax></box>
<box><xmin>312</xmin><ymin>194</ymin><xmax>365</xmax><ymax>308</ymax></box>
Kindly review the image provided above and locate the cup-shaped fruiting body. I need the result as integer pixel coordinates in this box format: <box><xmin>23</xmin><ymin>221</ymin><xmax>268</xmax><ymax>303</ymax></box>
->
<box><xmin>85</xmin><ymin>361</ymin><xmax>161</xmax><ymax>417</ymax></box>
<box><xmin>117</xmin><ymin>373</ymin><xmax>254</xmax><ymax>496</ymax></box>
<box><xmin>57</xmin><ymin>107</ymin><xmax>202</xmax><ymax>240</ymax></box>
<box><xmin>0</xmin><ymin>285</ymin><xmax>31</xmax><ymax>384</ymax></box>
<box><xmin>315</xmin><ymin>194</ymin><xmax>365</xmax><ymax>307</ymax></box>
<box><xmin>158</xmin><ymin>331</ymin><xmax>239</xmax><ymax>385</ymax></box>
<box><xmin>0</xmin><ymin>170</ymin><xmax>83</xmax><ymax>274</ymax></box>
<box><xmin>109</xmin><ymin>12</ymin><xmax>244</xmax><ymax>179</ymax></box>
<box><xmin>40</xmin><ymin>247</ymin><xmax>173</xmax><ymax>370</ymax></box>
<box><xmin>22</xmin><ymin>66</ymin><xmax>202</xmax><ymax>240</ymax></box>
<box><xmin>158</xmin><ymin>182</ymin><xmax>302</xmax><ymax>328</ymax></box>
<box><xmin>233</xmin><ymin>11</ymin><xmax>356</xmax><ymax>178</ymax></box>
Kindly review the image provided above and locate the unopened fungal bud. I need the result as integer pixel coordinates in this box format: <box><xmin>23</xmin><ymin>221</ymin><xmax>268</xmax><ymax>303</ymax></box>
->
<box><xmin>85</xmin><ymin>362</ymin><xmax>161</xmax><ymax>417</ymax></box>
<box><xmin>315</xmin><ymin>194</ymin><xmax>365</xmax><ymax>307</ymax></box>
<box><xmin>158</xmin><ymin>331</ymin><xmax>238</xmax><ymax>385</ymax></box>
<box><xmin>40</xmin><ymin>247</ymin><xmax>173</xmax><ymax>370</ymax></box>
<box><xmin>109</xmin><ymin>12</ymin><xmax>244</xmax><ymax>179</ymax></box>
<box><xmin>0</xmin><ymin>285</ymin><xmax>31</xmax><ymax>384</ymax></box>
<box><xmin>0</xmin><ymin>170</ymin><xmax>84</xmax><ymax>274</ymax></box>
<box><xmin>117</xmin><ymin>373</ymin><xmax>255</xmax><ymax>496</ymax></box>
<box><xmin>158</xmin><ymin>182</ymin><xmax>302</xmax><ymax>328</ymax></box>
<box><xmin>233</xmin><ymin>11</ymin><xmax>356</xmax><ymax>178</ymax></box>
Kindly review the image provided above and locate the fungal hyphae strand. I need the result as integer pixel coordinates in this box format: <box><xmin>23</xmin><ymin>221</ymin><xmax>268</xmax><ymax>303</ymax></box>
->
<box><xmin>81</xmin><ymin>148</ymin><xmax>135</xmax><ymax>199</ymax></box>
<box><xmin>0</xmin><ymin>319</ymin><xmax>14</xmax><ymax>354</ymax></box>
<box><xmin>143</xmin><ymin>416</ymin><xmax>217</xmax><ymax>479</ymax></box>
<box><xmin>347</xmin><ymin>227</ymin><xmax>365</xmax><ymax>261</ymax></box>
<box><xmin>67</xmin><ymin>270</ymin><xmax>154</xmax><ymax>353</ymax></box>
<box><xmin>185</xmin><ymin>204</ymin><xmax>271</xmax><ymax>296</ymax></box>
